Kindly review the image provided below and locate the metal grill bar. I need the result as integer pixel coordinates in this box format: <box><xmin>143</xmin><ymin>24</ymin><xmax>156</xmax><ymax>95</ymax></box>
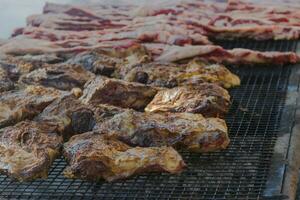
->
<box><xmin>0</xmin><ymin>40</ymin><xmax>298</xmax><ymax>200</ymax></box>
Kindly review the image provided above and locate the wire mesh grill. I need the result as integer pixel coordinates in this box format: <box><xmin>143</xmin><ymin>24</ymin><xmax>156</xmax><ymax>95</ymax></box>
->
<box><xmin>0</xmin><ymin>40</ymin><xmax>298</xmax><ymax>200</ymax></box>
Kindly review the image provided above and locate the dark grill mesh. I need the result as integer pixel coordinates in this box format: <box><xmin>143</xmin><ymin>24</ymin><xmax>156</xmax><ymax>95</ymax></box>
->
<box><xmin>0</xmin><ymin>40</ymin><xmax>298</xmax><ymax>200</ymax></box>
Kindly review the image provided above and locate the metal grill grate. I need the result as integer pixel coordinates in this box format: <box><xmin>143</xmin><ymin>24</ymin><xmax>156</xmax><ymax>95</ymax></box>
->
<box><xmin>0</xmin><ymin>40</ymin><xmax>298</xmax><ymax>200</ymax></box>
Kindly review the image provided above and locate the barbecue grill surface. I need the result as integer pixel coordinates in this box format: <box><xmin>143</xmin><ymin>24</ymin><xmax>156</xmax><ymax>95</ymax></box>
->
<box><xmin>0</xmin><ymin>40</ymin><xmax>298</xmax><ymax>200</ymax></box>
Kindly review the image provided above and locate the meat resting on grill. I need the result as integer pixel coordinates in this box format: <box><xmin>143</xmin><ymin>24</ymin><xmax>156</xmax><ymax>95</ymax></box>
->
<box><xmin>98</xmin><ymin>110</ymin><xmax>229</xmax><ymax>152</ymax></box>
<box><xmin>67</xmin><ymin>44</ymin><xmax>151</xmax><ymax>76</ymax></box>
<box><xmin>123</xmin><ymin>60</ymin><xmax>240</xmax><ymax>88</ymax></box>
<box><xmin>92</xmin><ymin>104</ymin><xmax>126</xmax><ymax>130</ymax></box>
<box><xmin>19</xmin><ymin>63</ymin><xmax>94</xmax><ymax>91</ymax></box>
<box><xmin>80</xmin><ymin>76</ymin><xmax>158</xmax><ymax>110</ymax></box>
<box><xmin>145</xmin><ymin>83</ymin><xmax>231</xmax><ymax>118</ymax></box>
<box><xmin>0</xmin><ymin>67</ymin><xmax>14</xmax><ymax>93</ymax></box>
<box><xmin>35</xmin><ymin>95</ymin><xmax>95</xmax><ymax>139</ymax></box>
<box><xmin>63</xmin><ymin>132</ymin><xmax>186</xmax><ymax>182</ymax></box>
<box><xmin>0</xmin><ymin>120</ymin><xmax>62</xmax><ymax>181</ymax></box>
<box><xmin>0</xmin><ymin>85</ymin><xmax>67</xmax><ymax>128</ymax></box>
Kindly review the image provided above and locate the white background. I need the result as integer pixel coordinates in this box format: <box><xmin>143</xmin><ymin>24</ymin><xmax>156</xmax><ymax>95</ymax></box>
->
<box><xmin>0</xmin><ymin>0</ymin><xmax>73</xmax><ymax>38</ymax></box>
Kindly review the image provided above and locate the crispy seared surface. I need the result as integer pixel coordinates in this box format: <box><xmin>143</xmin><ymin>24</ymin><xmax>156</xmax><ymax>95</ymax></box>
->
<box><xmin>63</xmin><ymin>132</ymin><xmax>186</xmax><ymax>182</ymax></box>
<box><xmin>80</xmin><ymin>76</ymin><xmax>158</xmax><ymax>110</ymax></box>
<box><xmin>35</xmin><ymin>95</ymin><xmax>95</xmax><ymax>140</ymax></box>
<box><xmin>0</xmin><ymin>56</ymin><xmax>41</xmax><ymax>82</ymax></box>
<box><xmin>19</xmin><ymin>64</ymin><xmax>94</xmax><ymax>91</ymax></box>
<box><xmin>183</xmin><ymin>59</ymin><xmax>240</xmax><ymax>88</ymax></box>
<box><xmin>70</xmin><ymin>51</ymin><xmax>123</xmax><ymax>76</ymax></box>
<box><xmin>68</xmin><ymin>44</ymin><xmax>151</xmax><ymax>76</ymax></box>
<box><xmin>99</xmin><ymin>110</ymin><xmax>229</xmax><ymax>152</ymax></box>
<box><xmin>0</xmin><ymin>85</ymin><xmax>66</xmax><ymax>128</ymax></box>
<box><xmin>123</xmin><ymin>60</ymin><xmax>240</xmax><ymax>88</ymax></box>
<box><xmin>0</xmin><ymin>120</ymin><xmax>62</xmax><ymax>181</ymax></box>
<box><xmin>145</xmin><ymin>83</ymin><xmax>230</xmax><ymax>118</ymax></box>
<box><xmin>92</xmin><ymin>104</ymin><xmax>126</xmax><ymax>129</ymax></box>
<box><xmin>0</xmin><ymin>67</ymin><xmax>14</xmax><ymax>93</ymax></box>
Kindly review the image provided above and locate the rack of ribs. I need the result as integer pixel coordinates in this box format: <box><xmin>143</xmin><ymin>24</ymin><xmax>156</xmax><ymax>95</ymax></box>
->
<box><xmin>63</xmin><ymin>132</ymin><xmax>186</xmax><ymax>182</ymax></box>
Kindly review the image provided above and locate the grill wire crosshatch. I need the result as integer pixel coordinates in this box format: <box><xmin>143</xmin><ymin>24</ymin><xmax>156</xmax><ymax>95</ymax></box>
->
<box><xmin>0</xmin><ymin>40</ymin><xmax>299</xmax><ymax>199</ymax></box>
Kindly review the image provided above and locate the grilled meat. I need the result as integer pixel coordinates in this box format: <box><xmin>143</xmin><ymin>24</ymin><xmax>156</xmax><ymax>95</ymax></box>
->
<box><xmin>183</xmin><ymin>59</ymin><xmax>240</xmax><ymax>88</ymax></box>
<box><xmin>123</xmin><ymin>60</ymin><xmax>240</xmax><ymax>88</ymax></box>
<box><xmin>63</xmin><ymin>132</ymin><xmax>186</xmax><ymax>182</ymax></box>
<box><xmin>19</xmin><ymin>63</ymin><xmax>94</xmax><ymax>91</ymax></box>
<box><xmin>0</xmin><ymin>67</ymin><xmax>14</xmax><ymax>93</ymax></box>
<box><xmin>68</xmin><ymin>44</ymin><xmax>151</xmax><ymax>76</ymax></box>
<box><xmin>0</xmin><ymin>55</ymin><xmax>62</xmax><ymax>81</ymax></box>
<box><xmin>0</xmin><ymin>120</ymin><xmax>62</xmax><ymax>181</ymax></box>
<box><xmin>145</xmin><ymin>83</ymin><xmax>230</xmax><ymax>118</ymax></box>
<box><xmin>0</xmin><ymin>56</ymin><xmax>39</xmax><ymax>82</ymax></box>
<box><xmin>0</xmin><ymin>85</ymin><xmax>67</xmax><ymax>128</ymax></box>
<box><xmin>67</xmin><ymin>51</ymin><xmax>123</xmax><ymax>76</ymax></box>
<box><xmin>99</xmin><ymin>110</ymin><xmax>229</xmax><ymax>152</ymax></box>
<box><xmin>80</xmin><ymin>76</ymin><xmax>158</xmax><ymax>110</ymax></box>
<box><xmin>35</xmin><ymin>95</ymin><xmax>95</xmax><ymax>139</ymax></box>
<box><xmin>0</xmin><ymin>55</ymin><xmax>64</xmax><ymax>92</ymax></box>
<box><xmin>92</xmin><ymin>104</ymin><xmax>126</xmax><ymax>129</ymax></box>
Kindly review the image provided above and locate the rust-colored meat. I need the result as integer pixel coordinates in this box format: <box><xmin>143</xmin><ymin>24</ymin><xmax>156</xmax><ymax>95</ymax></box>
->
<box><xmin>0</xmin><ymin>120</ymin><xmax>62</xmax><ymax>181</ymax></box>
<box><xmin>145</xmin><ymin>83</ymin><xmax>231</xmax><ymax>118</ymax></box>
<box><xmin>63</xmin><ymin>132</ymin><xmax>186</xmax><ymax>182</ymax></box>
<box><xmin>99</xmin><ymin>110</ymin><xmax>229</xmax><ymax>152</ymax></box>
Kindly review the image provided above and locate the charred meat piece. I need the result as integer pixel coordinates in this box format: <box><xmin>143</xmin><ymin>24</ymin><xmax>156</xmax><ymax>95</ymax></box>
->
<box><xmin>123</xmin><ymin>62</ymin><xmax>180</xmax><ymax>88</ymax></box>
<box><xmin>68</xmin><ymin>44</ymin><xmax>151</xmax><ymax>76</ymax></box>
<box><xmin>35</xmin><ymin>95</ymin><xmax>95</xmax><ymax>140</ymax></box>
<box><xmin>67</xmin><ymin>51</ymin><xmax>123</xmax><ymax>76</ymax></box>
<box><xmin>92</xmin><ymin>104</ymin><xmax>126</xmax><ymax>129</ymax></box>
<box><xmin>0</xmin><ymin>55</ymin><xmax>63</xmax><ymax>87</ymax></box>
<box><xmin>63</xmin><ymin>132</ymin><xmax>186</xmax><ymax>182</ymax></box>
<box><xmin>80</xmin><ymin>76</ymin><xmax>158</xmax><ymax>110</ymax></box>
<box><xmin>145</xmin><ymin>83</ymin><xmax>230</xmax><ymax>118</ymax></box>
<box><xmin>99</xmin><ymin>110</ymin><xmax>229</xmax><ymax>152</ymax></box>
<box><xmin>0</xmin><ymin>67</ymin><xmax>14</xmax><ymax>93</ymax></box>
<box><xmin>123</xmin><ymin>60</ymin><xmax>240</xmax><ymax>88</ymax></box>
<box><xmin>0</xmin><ymin>55</ymin><xmax>44</xmax><ymax>82</ymax></box>
<box><xmin>0</xmin><ymin>120</ymin><xmax>63</xmax><ymax>181</ymax></box>
<box><xmin>182</xmin><ymin>59</ymin><xmax>240</xmax><ymax>88</ymax></box>
<box><xmin>19</xmin><ymin>63</ymin><xmax>94</xmax><ymax>91</ymax></box>
<box><xmin>0</xmin><ymin>85</ymin><xmax>66</xmax><ymax>128</ymax></box>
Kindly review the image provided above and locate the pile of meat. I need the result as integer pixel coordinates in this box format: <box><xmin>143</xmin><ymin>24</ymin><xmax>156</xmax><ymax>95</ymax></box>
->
<box><xmin>0</xmin><ymin>0</ymin><xmax>298</xmax><ymax>182</ymax></box>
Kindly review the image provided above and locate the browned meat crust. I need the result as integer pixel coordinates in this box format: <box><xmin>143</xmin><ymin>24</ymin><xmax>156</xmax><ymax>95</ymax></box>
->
<box><xmin>0</xmin><ymin>85</ymin><xmax>67</xmax><ymax>128</ymax></box>
<box><xmin>19</xmin><ymin>63</ymin><xmax>94</xmax><ymax>91</ymax></box>
<box><xmin>123</xmin><ymin>60</ymin><xmax>240</xmax><ymax>89</ymax></box>
<box><xmin>0</xmin><ymin>120</ymin><xmax>63</xmax><ymax>181</ymax></box>
<box><xmin>92</xmin><ymin>104</ymin><xmax>126</xmax><ymax>129</ymax></box>
<box><xmin>80</xmin><ymin>76</ymin><xmax>158</xmax><ymax>110</ymax></box>
<box><xmin>0</xmin><ymin>67</ymin><xmax>14</xmax><ymax>93</ymax></box>
<box><xmin>63</xmin><ymin>132</ymin><xmax>186</xmax><ymax>182</ymax></box>
<box><xmin>145</xmin><ymin>83</ymin><xmax>231</xmax><ymax>118</ymax></box>
<box><xmin>68</xmin><ymin>44</ymin><xmax>151</xmax><ymax>76</ymax></box>
<box><xmin>35</xmin><ymin>95</ymin><xmax>95</xmax><ymax>140</ymax></box>
<box><xmin>99</xmin><ymin>110</ymin><xmax>229</xmax><ymax>152</ymax></box>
